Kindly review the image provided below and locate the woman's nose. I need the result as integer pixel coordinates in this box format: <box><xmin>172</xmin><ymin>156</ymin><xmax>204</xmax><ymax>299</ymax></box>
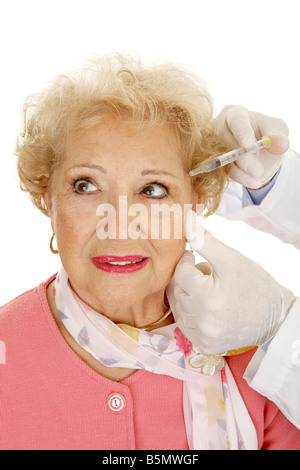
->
<box><xmin>95</xmin><ymin>194</ymin><xmax>149</xmax><ymax>241</ymax></box>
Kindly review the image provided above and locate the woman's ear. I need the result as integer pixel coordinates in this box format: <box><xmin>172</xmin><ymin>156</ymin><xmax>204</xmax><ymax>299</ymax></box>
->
<box><xmin>42</xmin><ymin>192</ymin><xmax>50</xmax><ymax>213</ymax></box>
<box><xmin>42</xmin><ymin>192</ymin><xmax>55</xmax><ymax>232</ymax></box>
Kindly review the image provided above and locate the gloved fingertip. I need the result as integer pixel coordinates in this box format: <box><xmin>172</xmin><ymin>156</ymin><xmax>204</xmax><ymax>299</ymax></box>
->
<box><xmin>268</xmin><ymin>134</ymin><xmax>290</xmax><ymax>154</ymax></box>
<box><xmin>178</xmin><ymin>249</ymin><xmax>195</xmax><ymax>264</ymax></box>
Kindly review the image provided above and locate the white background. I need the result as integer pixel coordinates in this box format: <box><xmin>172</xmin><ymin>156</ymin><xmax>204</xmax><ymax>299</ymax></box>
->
<box><xmin>0</xmin><ymin>0</ymin><xmax>299</xmax><ymax>306</ymax></box>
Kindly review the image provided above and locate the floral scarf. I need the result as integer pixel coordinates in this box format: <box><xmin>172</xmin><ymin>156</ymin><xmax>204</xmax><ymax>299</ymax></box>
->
<box><xmin>54</xmin><ymin>266</ymin><xmax>258</xmax><ymax>450</ymax></box>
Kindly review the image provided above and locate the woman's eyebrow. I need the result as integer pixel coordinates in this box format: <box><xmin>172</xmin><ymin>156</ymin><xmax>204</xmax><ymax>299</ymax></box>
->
<box><xmin>141</xmin><ymin>169</ymin><xmax>178</xmax><ymax>179</ymax></box>
<box><xmin>65</xmin><ymin>165</ymin><xmax>178</xmax><ymax>179</ymax></box>
<box><xmin>65</xmin><ymin>163</ymin><xmax>107</xmax><ymax>174</ymax></box>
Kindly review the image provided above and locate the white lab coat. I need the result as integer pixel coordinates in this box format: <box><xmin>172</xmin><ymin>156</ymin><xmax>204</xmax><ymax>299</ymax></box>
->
<box><xmin>218</xmin><ymin>149</ymin><xmax>300</xmax><ymax>429</ymax></box>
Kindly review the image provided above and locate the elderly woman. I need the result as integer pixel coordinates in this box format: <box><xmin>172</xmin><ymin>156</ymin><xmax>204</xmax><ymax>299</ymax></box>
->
<box><xmin>0</xmin><ymin>55</ymin><xmax>299</xmax><ymax>450</ymax></box>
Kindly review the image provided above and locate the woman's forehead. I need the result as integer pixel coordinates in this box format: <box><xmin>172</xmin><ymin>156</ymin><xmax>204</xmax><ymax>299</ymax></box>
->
<box><xmin>64</xmin><ymin>117</ymin><xmax>185</xmax><ymax>170</ymax></box>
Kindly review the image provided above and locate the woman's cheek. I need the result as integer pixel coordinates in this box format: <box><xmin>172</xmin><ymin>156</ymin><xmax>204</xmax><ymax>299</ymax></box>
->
<box><xmin>54</xmin><ymin>200</ymin><xmax>96</xmax><ymax>245</ymax></box>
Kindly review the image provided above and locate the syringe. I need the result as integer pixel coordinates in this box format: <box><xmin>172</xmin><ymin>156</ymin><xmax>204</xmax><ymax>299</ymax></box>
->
<box><xmin>189</xmin><ymin>136</ymin><xmax>271</xmax><ymax>176</ymax></box>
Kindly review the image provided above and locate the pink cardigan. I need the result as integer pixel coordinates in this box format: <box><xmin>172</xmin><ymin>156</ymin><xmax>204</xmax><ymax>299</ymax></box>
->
<box><xmin>0</xmin><ymin>274</ymin><xmax>299</xmax><ymax>450</ymax></box>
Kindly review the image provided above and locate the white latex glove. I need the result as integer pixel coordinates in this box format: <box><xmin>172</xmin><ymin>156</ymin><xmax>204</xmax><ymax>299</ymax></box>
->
<box><xmin>214</xmin><ymin>105</ymin><xmax>290</xmax><ymax>189</ymax></box>
<box><xmin>166</xmin><ymin>211</ymin><xmax>296</xmax><ymax>354</ymax></box>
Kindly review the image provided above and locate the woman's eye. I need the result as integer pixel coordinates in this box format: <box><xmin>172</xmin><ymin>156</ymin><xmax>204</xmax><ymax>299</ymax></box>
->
<box><xmin>73</xmin><ymin>179</ymin><xmax>98</xmax><ymax>194</ymax></box>
<box><xmin>142</xmin><ymin>183</ymin><xmax>168</xmax><ymax>199</ymax></box>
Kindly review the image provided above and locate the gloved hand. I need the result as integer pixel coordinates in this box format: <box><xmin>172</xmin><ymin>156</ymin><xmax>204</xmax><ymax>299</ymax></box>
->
<box><xmin>214</xmin><ymin>105</ymin><xmax>290</xmax><ymax>189</ymax></box>
<box><xmin>166</xmin><ymin>210</ymin><xmax>296</xmax><ymax>354</ymax></box>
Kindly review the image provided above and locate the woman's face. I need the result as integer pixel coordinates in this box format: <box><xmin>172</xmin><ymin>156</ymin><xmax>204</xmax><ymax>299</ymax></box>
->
<box><xmin>45</xmin><ymin>115</ymin><xmax>196</xmax><ymax>318</ymax></box>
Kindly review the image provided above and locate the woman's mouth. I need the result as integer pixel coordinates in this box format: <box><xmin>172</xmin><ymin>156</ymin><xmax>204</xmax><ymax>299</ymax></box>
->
<box><xmin>90</xmin><ymin>255</ymin><xmax>150</xmax><ymax>274</ymax></box>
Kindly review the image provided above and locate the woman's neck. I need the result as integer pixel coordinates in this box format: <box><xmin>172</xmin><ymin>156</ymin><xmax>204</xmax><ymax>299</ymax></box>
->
<box><xmin>46</xmin><ymin>279</ymin><xmax>174</xmax><ymax>381</ymax></box>
<box><xmin>67</xmin><ymin>279</ymin><xmax>172</xmax><ymax>330</ymax></box>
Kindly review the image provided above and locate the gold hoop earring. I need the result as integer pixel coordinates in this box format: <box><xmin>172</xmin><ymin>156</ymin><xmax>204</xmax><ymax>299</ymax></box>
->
<box><xmin>50</xmin><ymin>233</ymin><xmax>59</xmax><ymax>254</ymax></box>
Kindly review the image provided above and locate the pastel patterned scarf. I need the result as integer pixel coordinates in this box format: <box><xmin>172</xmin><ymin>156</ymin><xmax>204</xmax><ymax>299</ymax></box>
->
<box><xmin>54</xmin><ymin>266</ymin><xmax>258</xmax><ymax>450</ymax></box>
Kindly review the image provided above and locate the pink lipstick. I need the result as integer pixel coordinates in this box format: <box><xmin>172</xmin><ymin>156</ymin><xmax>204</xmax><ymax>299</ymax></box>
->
<box><xmin>90</xmin><ymin>255</ymin><xmax>150</xmax><ymax>274</ymax></box>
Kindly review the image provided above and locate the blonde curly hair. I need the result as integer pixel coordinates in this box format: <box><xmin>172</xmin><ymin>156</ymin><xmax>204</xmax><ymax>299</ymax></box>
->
<box><xmin>15</xmin><ymin>54</ymin><xmax>232</xmax><ymax>216</ymax></box>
